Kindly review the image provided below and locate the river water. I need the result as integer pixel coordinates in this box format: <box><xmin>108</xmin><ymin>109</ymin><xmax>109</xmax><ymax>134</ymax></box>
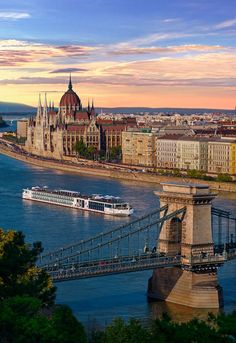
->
<box><xmin>0</xmin><ymin>148</ymin><xmax>236</xmax><ymax>327</ymax></box>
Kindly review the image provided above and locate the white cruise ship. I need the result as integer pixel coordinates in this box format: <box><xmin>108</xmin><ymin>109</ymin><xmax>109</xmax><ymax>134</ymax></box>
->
<box><xmin>22</xmin><ymin>187</ymin><xmax>134</xmax><ymax>216</ymax></box>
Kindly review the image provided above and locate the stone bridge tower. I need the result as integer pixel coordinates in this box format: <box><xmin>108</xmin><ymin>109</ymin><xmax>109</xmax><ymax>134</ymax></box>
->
<box><xmin>148</xmin><ymin>182</ymin><xmax>223</xmax><ymax>309</ymax></box>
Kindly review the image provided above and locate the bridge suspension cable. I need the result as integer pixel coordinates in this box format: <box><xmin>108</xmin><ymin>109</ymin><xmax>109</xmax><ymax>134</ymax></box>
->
<box><xmin>39</xmin><ymin>205</ymin><xmax>169</xmax><ymax>267</ymax></box>
<box><xmin>211</xmin><ymin>207</ymin><xmax>236</xmax><ymax>254</ymax></box>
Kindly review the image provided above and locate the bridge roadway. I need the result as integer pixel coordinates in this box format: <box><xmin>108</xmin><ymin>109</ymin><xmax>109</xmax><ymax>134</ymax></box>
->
<box><xmin>40</xmin><ymin>204</ymin><xmax>236</xmax><ymax>283</ymax></box>
<box><xmin>44</xmin><ymin>250</ymin><xmax>233</xmax><ymax>283</ymax></box>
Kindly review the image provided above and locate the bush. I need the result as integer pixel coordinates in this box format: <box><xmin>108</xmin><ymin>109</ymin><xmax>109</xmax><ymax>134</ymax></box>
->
<box><xmin>216</xmin><ymin>174</ymin><xmax>233</xmax><ymax>182</ymax></box>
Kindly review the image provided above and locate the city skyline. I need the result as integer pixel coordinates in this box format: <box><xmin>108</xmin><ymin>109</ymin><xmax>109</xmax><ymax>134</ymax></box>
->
<box><xmin>0</xmin><ymin>0</ymin><xmax>236</xmax><ymax>109</ymax></box>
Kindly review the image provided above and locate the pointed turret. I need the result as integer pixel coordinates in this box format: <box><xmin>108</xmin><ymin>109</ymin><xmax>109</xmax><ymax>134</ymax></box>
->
<box><xmin>36</xmin><ymin>93</ymin><xmax>43</xmax><ymax>125</ymax></box>
<box><xmin>88</xmin><ymin>99</ymin><xmax>91</xmax><ymax>112</ymax></box>
<box><xmin>37</xmin><ymin>93</ymin><xmax>42</xmax><ymax>116</ymax></box>
<box><xmin>91</xmin><ymin>98</ymin><xmax>96</xmax><ymax>117</ymax></box>
<box><xmin>68</xmin><ymin>74</ymin><xmax>72</xmax><ymax>90</ymax></box>
<box><xmin>43</xmin><ymin>93</ymin><xmax>49</xmax><ymax>127</ymax></box>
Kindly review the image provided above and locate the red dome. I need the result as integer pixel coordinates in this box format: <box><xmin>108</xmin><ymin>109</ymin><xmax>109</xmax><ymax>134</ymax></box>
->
<box><xmin>60</xmin><ymin>89</ymin><xmax>81</xmax><ymax>107</ymax></box>
<box><xmin>59</xmin><ymin>76</ymin><xmax>81</xmax><ymax>107</ymax></box>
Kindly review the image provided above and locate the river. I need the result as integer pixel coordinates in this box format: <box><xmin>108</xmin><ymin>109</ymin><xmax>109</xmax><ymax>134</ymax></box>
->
<box><xmin>0</xmin><ymin>151</ymin><xmax>235</xmax><ymax>328</ymax></box>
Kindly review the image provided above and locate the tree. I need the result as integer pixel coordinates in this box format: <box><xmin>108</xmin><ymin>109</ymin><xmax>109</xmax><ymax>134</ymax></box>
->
<box><xmin>73</xmin><ymin>139</ymin><xmax>87</xmax><ymax>158</ymax></box>
<box><xmin>109</xmin><ymin>146</ymin><xmax>122</xmax><ymax>161</ymax></box>
<box><xmin>0</xmin><ymin>296</ymin><xmax>87</xmax><ymax>343</ymax></box>
<box><xmin>86</xmin><ymin>145</ymin><xmax>97</xmax><ymax>159</ymax></box>
<box><xmin>92</xmin><ymin>318</ymin><xmax>150</xmax><ymax>343</ymax></box>
<box><xmin>216</xmin><ymin>174</ymin><xmax>233</xmax><ymax>182</ymax></box>
<box><xmin>0</xmin><ymin>229</ymin><xmax>56</xmax><ymax>305</ymax></box>
<box><xmin>73</xmin><ymin>139</ymin><xmax>97</xmax><ymax>160</ymax></box>
<box><xmin>187</xmin><ymin>169</ymin><xmax>204</xmax><ymax>179</ymax></box>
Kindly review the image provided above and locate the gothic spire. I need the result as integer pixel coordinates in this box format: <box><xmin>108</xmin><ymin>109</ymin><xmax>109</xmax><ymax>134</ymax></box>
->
<box><xmin>88</xmin><ymin>99</ymin><xmax>91</xmax><ymax>111</ymax></box>
<box><xmin>43</xmin><ymin>93</ymin><xmax>48</xmax><ymax>127</ymax></box>
<box><xmin>68</xmin><ymin>74</ymin><xmax>72</xmax><ymax>90</ymax></box>
<box><xmin>37</xmin><ymin>93</ymin><xmax>42</xmax><ymax>117</ymax></box>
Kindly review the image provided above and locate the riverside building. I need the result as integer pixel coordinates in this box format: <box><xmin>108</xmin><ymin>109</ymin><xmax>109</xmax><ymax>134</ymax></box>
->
<box><xmin>25</xmin><ymin>77</ymin><xmax>137</xmax><ymax>159</ymax></box>
<box><xmin>208</xmin><ymin>138</ymin><xmax>236</xmax><ymax>175</ymax></box>
<box><xmin>156</xmin><ymin>136</ymin><xmax>236</xmax><ymax>175</ymax></box>
<box><xmin>122</xmin><ymin>129</ymin><xmax>157</xmax><ymax>167</ymax></box>
<box><xmin>17</xmin><ymin>119</ymin><xmax>29</xmax><ymax>139</ymax></box>
<box><xmin>122</xmin><ymin>132</ymin><xmax>236</xmax><ymax>176</ymax></box>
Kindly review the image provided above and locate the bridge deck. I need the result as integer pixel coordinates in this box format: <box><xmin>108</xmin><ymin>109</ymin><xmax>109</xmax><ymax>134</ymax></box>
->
<box><xmin>45</xmin><ymin>252</ymin><xmax>230</xmax><ymax>282</ymax></box>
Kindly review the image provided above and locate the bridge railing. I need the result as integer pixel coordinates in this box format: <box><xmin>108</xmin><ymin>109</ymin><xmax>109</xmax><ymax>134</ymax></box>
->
<box><xmin>181</xmin><ymin>253</ymin><xmax>226</xmax><ymax>266</ymax></box>
<box><xmin>46</xmin><ymin>253</ymin><xmax>182</xmax><ymax>282</ymax></box>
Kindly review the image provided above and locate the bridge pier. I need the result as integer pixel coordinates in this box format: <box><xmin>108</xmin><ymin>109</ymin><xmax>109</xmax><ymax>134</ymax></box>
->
<box><xmin>148</xmin><ymin>182</ymin><xmax>223</xmax><ymax>309</ymax></box>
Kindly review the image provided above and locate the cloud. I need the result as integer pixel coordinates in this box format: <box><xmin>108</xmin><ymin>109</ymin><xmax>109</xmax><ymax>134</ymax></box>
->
<box><xmin>109</xmin><ymin>44</ymin><xmax>224</xmax><ymax>56</ymax></box>
<box><xmin>56</xmin><ymin>45</ymin><xmax>97</xmax><ymax>56</ymax></box>
<box><xmin>2</xmin><ymin>51</ymin><xmax>236</xmax><ymax>90</ymax></box>
<box><xmin>0</xmin><ymin>12</ymin><xmax>30</xmax><ymax>20</ymax></box>
<box><xmin>214</xmin><ymin>18</ymin><xmax>236</xmax><ymax>29</ymax></box>
<box><xmin>162</xmin><ymin>18</ymin><xmax>179</xmax><ymax>23</ymax></box>
<box><xmin>116</xmin><ymin>32</ymin><xmax>195</xmax><ymax>48</ymax></box>
<box><xmin>50</xmin><ymin>67</ymin><xmax>88</xmax><ymax>73</ymax></box>
<box><xmin>0</xmin><ymin>40</ymin><xmax>96</xmax><ymax>66</ymax></box>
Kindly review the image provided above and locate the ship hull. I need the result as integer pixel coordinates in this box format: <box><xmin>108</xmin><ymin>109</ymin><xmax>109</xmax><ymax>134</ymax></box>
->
<box><xmin>22</xmin><ymin>189</ymin><xmax>133</xmax><ymax>217</ymax></box>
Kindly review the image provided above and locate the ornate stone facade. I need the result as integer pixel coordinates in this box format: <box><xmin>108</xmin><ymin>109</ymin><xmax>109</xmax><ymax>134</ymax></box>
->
<box><xmin>25</xmin><ymin>77</ymin><xmax>136</xmax><ymax>159</ymax></box>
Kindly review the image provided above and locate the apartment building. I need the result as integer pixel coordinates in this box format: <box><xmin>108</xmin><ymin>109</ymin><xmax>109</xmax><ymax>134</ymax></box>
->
<box><xmin>122</xmin><ymin>130</ymin><xmax>156</xmax><ymax>167</ymax></box>
<box><xmin>208</xmin><ymin>139</ymin><xmax>236</xmax><ymax>175</ymax></box>
<box><xmin>176</xmin><ymin>138</ymin><xmax>208</xmax><ymax>171</ymax></box>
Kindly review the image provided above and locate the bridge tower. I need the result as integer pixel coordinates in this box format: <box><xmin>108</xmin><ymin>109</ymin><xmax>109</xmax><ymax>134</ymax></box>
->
<box><xmin>148</xmin><ymin>182</ymin><xmax>223</xmax><ymax>308</ymax></box>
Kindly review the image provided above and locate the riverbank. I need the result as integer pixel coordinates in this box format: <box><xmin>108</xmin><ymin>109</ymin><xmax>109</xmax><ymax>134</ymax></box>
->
<box><xmin>1</xmin><ymin>142</ymin><xmax>236</xmax><ymax>192</ymax></box>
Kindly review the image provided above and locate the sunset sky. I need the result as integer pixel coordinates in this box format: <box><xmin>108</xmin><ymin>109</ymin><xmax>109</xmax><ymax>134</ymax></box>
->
<box><xmin>0</xmin><ymin>0</ymin><xmax>236</xmax><ymax>109</ymax></box>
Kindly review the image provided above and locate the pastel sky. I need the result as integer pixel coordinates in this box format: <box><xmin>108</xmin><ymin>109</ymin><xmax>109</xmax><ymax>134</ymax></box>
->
<box><xmin>0</xmin><ymin>0</ymin><xmax>236</xmax><ymax>109</ymax></box>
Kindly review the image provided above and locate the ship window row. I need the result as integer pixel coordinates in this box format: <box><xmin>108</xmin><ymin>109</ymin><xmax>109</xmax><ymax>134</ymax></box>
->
<box><xmin>88</xmin><ymin>201</ymin><xmax>105</xmax><ymax>211</ymax></box>
<box><xmin>32</xmin><ymin>192</ymin><xmax>74</xmax><ymax>201</ymax></box>
<box><xmin>32</xmin><ymin>194</ymin><xmax>73</xmax><ymax>204</ymax></box>
<box><xmin>34</xmin><ymin>196</ymin><xmax>73</xmax><ymax>205</ymax></box>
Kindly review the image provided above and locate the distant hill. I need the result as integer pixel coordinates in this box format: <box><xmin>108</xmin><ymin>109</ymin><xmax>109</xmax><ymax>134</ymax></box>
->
<box><xmin>0</xmin><ymin>101</ymin><xmax>35</xmax><ymax>114</ymax></box>
<box><xmin>96</xmin><ymin>107</ymin><xmax>235</xmax><ymax>115</ymax></box>
<box><xmin>0</xmin><ymin>101</ymin><xmax>235</xmax><ymax>115</ymax></box>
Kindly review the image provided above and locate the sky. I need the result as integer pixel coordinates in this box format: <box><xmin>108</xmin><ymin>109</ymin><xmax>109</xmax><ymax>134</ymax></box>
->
<box><xmin>0</xmin><ymin>0</ymin><xmax>236</xmax><ymax>109</ymax></box>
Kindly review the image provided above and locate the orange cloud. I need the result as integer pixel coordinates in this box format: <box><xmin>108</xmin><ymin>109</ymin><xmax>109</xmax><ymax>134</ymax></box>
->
<box><xmin>0</xmin><ymin>39</ymin><xmax>236</xmax><ymax>109</ymax></box>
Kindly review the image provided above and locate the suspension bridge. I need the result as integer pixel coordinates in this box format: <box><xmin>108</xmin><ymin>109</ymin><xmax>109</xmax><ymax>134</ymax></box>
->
<box><xmin>39</xmin><ymin>183</ymin><xmax>236</xmax><ymax>288</ymax></box>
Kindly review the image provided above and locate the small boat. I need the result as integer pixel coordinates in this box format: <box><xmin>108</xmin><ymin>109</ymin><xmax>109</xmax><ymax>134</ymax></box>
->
<box><xmin>22</xmin><ymin>187</ymin><xmax>134</xmax><ymax>216</ymax></box>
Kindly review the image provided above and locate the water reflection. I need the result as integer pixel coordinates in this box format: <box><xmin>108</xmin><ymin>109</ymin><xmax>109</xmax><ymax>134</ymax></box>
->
<box><xmin>149</xmin><ymin>300</ymin><xmax>220</xmax><ymax>323</ymax></box>
<box><xmin>0</xmin><ymin>153</ymin><xmax>235</xmax><ymax>326</ymax></box>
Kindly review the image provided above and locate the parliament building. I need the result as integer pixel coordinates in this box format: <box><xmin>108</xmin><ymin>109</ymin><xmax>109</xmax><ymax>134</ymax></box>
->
<box><xmin>25</xmin><ymin>77</ymin><xmax>136</xmax><ymax>159</ymax></box>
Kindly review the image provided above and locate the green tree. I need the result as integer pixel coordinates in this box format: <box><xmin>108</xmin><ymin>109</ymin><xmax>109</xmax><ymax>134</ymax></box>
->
<box><xmin>216</xmin><ymin>311</ymin><xmax>236</xmax><ymax>340</ymax></box>
<box><xmin>109</xmin><ymin>146</ymin><xmax>122</xmax><ymax>161</ymax></box>
<box><xmin>73</xmin><ymin>139</ymin><xmax>98</xmax><ymax>160</ymax></box>
<box><xmin>0</xmin><ymin>229</ymin><xmax>55</xmax><ymax>305</ymax></box>
<box><xmin>216</xmin><ymin>174</ymin><xmax>233</xmax><ymax>182</ymax></box>
<box><xmin>0</xmin><ymin>296</ymin><xmax>87</xmax><ymax>343</ymax></box>
<box><xmin>149</xmin><ymin>314</ymin><xmax>227</xmax><ymax>343</ymax></box>
<box><xmin>187</xmin><ymin>169</ymin><xmax>204</xmax><ymax>179</ymax></box>
<box><xmin>94</xmin><ymin>318</ymin><xmax>150</xmax><ymax>343</ymax></box>
<box><xmin>86</xmin><ymin>145</ymin><xmax>97</xmax><ymax>159</ymax></box>
<box><xmin>73</xmin><ymin>139</ymin><xmax>87</xmax><ymax>157</ymax></box>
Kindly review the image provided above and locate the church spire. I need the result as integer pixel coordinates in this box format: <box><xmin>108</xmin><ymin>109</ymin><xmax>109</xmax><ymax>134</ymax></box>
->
<box><xmin>37</xmin><ymin>93</ymin><xmax>42</xmax><ymax>116</ymax></box>
<box><xmin>43</xmin><ymin>93</ymin><xmax>49</xmax><ymax>127</ymax></box>
<box><xmin>68</xmin><ymin>74</ymin><xmax>72</xmax><ymax>90</ymax></box>
<box><xmin>88</xmin><ymin>99</ymin><xmax>91</xmax><ymax>112</ymax></box>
